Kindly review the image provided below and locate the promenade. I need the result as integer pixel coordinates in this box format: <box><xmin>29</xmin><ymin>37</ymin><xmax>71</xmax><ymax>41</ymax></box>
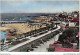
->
<box><xmin>3</xmin><ymin>25</ymin><xmax>61</xmax><ymax>52</ymax></box>
<box><xmin>30</xmin><ymin>33</ymin><xmax>62</xmax><ymax>52</ymax></box>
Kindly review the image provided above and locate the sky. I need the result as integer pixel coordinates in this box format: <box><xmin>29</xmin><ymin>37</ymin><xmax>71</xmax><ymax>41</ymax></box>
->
<box><xmin>0</xmin><ymin>0</ymin><xmax>79</xmax><ymax>13</ymax></box>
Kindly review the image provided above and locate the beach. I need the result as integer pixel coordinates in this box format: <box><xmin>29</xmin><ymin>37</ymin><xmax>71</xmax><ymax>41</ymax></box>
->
<box><xmin>0</xmin><ymin>27</ymin><xmax>11</xmax><ymax>31</ymax></box>
<box><xmin>0</xmin><ymin>23</ymin><xmax>46</xmax><ymax>34</ymax></box>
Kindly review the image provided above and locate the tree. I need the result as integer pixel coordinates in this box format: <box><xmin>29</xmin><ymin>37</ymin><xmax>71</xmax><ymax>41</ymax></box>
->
<box><xmin>59</xmin><ymin>14</ymin><xmax>63</xmax><ymax>18</ymax></box>
<box><xmin>58</xmin><ymin>27</ymin><xmax>78</xmax><ymax>43</ymax></box>
<box><xmin>31</xmin><ymin>44</ymin><xmax>36</xmax><ymax>48</ymax></box>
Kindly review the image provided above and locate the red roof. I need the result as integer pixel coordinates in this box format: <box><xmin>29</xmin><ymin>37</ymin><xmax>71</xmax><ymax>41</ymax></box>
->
<box><xmin>71</xmin><ymin>20</ymin><xmax>79</xmax><ymax>22</ymax></box>
<box><xmin>54</xmin><ymin>48</ymin><xmax>79</xmax><ymax>52</ymax></box>
<box><xmin>72</xmin><ymin>17</ymin><xmax>79</xmax><ymax>19</ymax></box>
<box><xmin>54</xmin><ymin>41</ymin><xmax>62</xmax><ymax>44</ymax></box>
<box><xmin>71</xmin><ymin>17</ymin><xmax>79</xmax><ymax>22</ymax></box>
<box><xmin>69</xmin><ymin>43</ymin><xmax>72</xmax><ymax>45</ymax></box>
<box><xmin>49</xmin><ymin>44</ymin><xmax>62</xmax><ymax>47</ymax></box>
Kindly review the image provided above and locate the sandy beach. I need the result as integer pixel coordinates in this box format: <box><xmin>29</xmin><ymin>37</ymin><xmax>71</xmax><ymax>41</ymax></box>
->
<box><xmin>0</xmin><ymin>23</ymin><xmax>46</xmax><ymax>34</ymax></box>
<box><xmin>0</xmin><ymin>27</ymin><xmax>11</xmax><ymax>31</ymax></box>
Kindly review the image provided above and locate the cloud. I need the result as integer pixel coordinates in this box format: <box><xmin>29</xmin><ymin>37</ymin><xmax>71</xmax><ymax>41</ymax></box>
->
<box><xmin>1</xmin><ymin>0</ymin><xmax>79</xmax><ymax>13</ymax></box>
<box><xmin>0</xmin><ymin>0</ymin><xmax>79</xmax><ymax>1</ymax></box>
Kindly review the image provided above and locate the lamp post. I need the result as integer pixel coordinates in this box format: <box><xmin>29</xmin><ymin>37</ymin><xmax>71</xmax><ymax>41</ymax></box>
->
<box><xmin>56</xmin><ymin>21</ymin><xmax>57</xmax><ymax>28</ymax></box>
<box><xmin>4</xmin><ymin>37</ymin><xmax>6</xmax><ymax>44</ymax></box>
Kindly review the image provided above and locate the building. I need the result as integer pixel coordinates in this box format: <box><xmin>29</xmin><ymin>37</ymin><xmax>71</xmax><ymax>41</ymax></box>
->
<box><xmin>72</xmin><ymin>11</ymin><xmax>79</xmax><ymax>17</ymax></box>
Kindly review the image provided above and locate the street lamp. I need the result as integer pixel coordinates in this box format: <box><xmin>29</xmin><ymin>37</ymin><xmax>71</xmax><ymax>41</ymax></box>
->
<box><xmin>55</xmin><ymin>21</ymin><xmax>57</xmax><ymax>28</ymax></box>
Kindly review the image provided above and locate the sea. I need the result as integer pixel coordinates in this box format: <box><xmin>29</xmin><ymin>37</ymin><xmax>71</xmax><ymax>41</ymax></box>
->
<box><xmin>0</xmin><ymin>31</ymin><xmax>7</xmax><ymax>40</ymax></box>
<box><xmin>1</xmin><ymin>13</ymin><xmax>56</xmax><ymax>21</ymax></box>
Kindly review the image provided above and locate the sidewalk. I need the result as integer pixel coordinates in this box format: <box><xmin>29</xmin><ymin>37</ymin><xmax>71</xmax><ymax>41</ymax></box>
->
<box><xmin>30</xmin><ymin>33</ymin><xmax>61</xmax><ymax>52</ymax></box>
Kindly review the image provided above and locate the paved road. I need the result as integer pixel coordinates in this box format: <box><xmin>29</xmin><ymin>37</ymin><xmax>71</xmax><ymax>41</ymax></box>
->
<box><xmin>58</xmin><ymin>23</ymin><xmax>66</xmax><ymax>30</ymax></box>
<box><xmin>3</xmin><ymin>25</ymin><xmax>61</xmax><ymax>52</ymax></box>
<box><xmin>30</xmin><ymin>33</ymin><xmax>62</xmax><ymax>52</ymax></box>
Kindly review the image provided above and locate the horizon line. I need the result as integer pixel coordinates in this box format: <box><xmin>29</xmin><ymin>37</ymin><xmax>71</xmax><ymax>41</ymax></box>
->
<box><xmin>1</xmin><ymin>10</ymin><xmax>79</xmax><ymax>14</ymax></box>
